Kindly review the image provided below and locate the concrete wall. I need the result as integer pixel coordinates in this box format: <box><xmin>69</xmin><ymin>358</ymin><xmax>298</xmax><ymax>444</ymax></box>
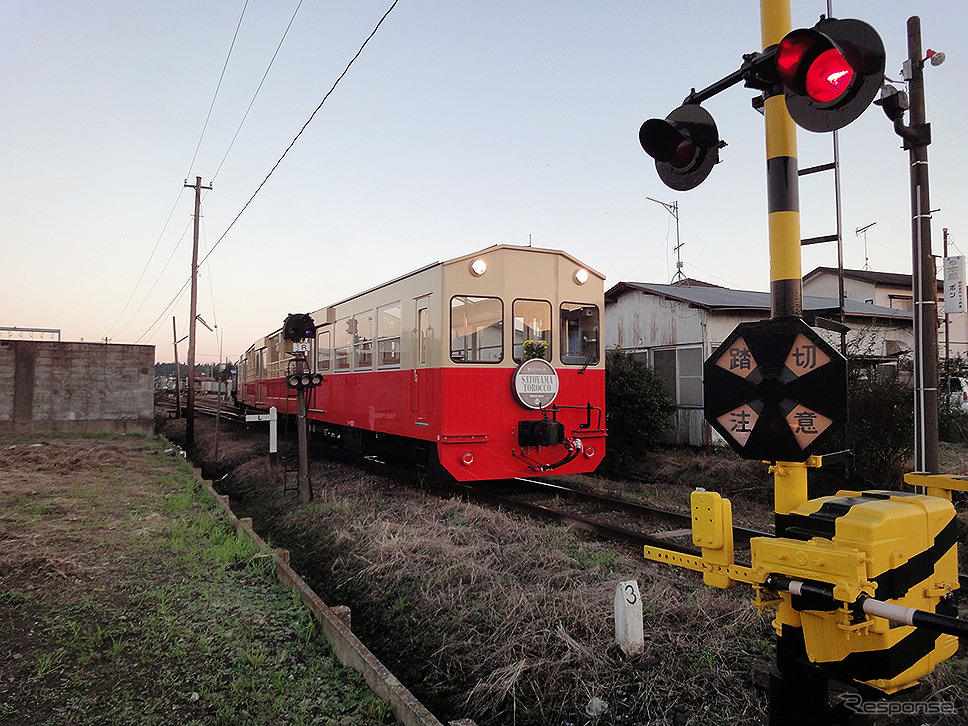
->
<box><xmin>0</xmin><ymin>341</ymin><xmax>155</xmax><ymax>434</ymax></box>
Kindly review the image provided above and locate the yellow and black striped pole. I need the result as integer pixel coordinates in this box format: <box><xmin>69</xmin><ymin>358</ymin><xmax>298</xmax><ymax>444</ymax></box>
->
<box><xmin>761</xmin><ymin>0</ymin><xmax>801</xmax><ymax>320</ymax></box>
<box><xmin>760</xmin><ymin>0</ymin><xmax>810</xmax><ymax>533</ymax></box>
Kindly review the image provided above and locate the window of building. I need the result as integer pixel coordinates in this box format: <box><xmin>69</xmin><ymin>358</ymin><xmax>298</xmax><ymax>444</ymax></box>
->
<box><xmin>377</xmin><ymin>301</ymin><xmax>402</xmax><ymax>368</ymax></box>
<box><xmin>451</xmin><ymin>296</ymin><xmax>503</xmax><ymax>363</ymax></box>
<box><xmin>652</xmin><ymin>345</ymin><xmax>703</xmax><ymax>407</ymax></box>
<box><xmin>560</xmin><ymin>303</ymin><xmax>599</xmax><ymax>365</ymax></box>
<box><xmin>889</xmin><ymin>294</ymin><xmax>913</xmax><ymax>312</ymax></box>
<box><xmin>512</xmin><ymin>299</ymin><xmax>551</xmax><ymax>362</ymax></box>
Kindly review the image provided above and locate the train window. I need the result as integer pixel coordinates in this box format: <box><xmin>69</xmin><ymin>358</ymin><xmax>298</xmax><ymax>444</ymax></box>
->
<box><xmin>353</xmin><ymin>311</ymin><xmax>374</xmax><ymax>371</ymax></box>
<box><xmin>560</xmin><ymin>303</ymin><xmax>599</xmax><ymax>365</ymax></box>
<box><xmin>512</xmin><ymin>299</ymin><xmax>552</xmax><ymax>363</ymax></box>
<box><xmin>377</xmin><ymin>302</ymin><xmax>402</xmax><ymax>368</ymax></box>
<box><xmin>450</xmin><ymin>296</ymin><xmax>503</xmax><ymax>363</ymax></box>
<box><xmin>334</xmin><ymin>318</ymin><xmax>351</xmax><ymax>372</ymax></box>
<box><xmin>316</xmin><ymin>329</ymin><xmax>331</xmax><ymax>371</ymax></box>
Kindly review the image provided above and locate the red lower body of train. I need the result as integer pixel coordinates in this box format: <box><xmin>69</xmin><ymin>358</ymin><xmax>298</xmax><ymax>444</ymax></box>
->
<box><xmin>236</xmin><ymin>366</ymin><xmax>605</xmax><ymax>481</ymax></box>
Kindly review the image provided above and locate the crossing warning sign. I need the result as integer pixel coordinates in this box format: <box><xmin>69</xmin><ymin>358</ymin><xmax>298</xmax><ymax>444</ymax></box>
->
<box><xmin>704</xmin><ymin>317</ymin><xmax>847</xmax><ymax>462</ymax></box>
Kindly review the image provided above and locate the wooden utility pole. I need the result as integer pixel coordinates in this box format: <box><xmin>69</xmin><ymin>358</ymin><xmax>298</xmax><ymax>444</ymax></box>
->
<box><xmin>183</xmin><ymin>176</ymin><xmax>211</xmax><ymax>448</ymax></box>
<box><xmin>172</xmin><ymin>316</ymin><xmax>182</xmax><ymax>418</ymax></box>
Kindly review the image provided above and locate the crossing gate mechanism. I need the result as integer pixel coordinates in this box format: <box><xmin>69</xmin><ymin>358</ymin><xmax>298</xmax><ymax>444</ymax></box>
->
<box><xmin>643</xmin><ymin>484</ymin><xmax>965</xmax><ymax>719</ymax></box>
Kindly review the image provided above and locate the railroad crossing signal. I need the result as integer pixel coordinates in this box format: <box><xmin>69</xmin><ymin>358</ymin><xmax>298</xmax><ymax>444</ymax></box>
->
<box><xmin>704</xmin><ymin>317</ymin><xmax>847</xmax><ymax>461</ymax></box>
<box><xmin>283</xmin><ymin>312</ymin><xmax>317</xmax><ymax>342</ymax></box>
<box><xmin>638</xmin><ymin>104</ymin><xmax>722</xmax><ymax>191</ymax></box>
<box><xmin>639</xmin><ymin>17</ymin><xmax>885</xmax><ymax>190</ymax></box>
<box><xmin>286</xmin><ymin>371</ymin><xmax>323</xmax><ymax>389</ymax></box>
<box><xmin>775</xmin><ymin>17</ymin><xmax>886</xmax><ymax>133</ymax></box>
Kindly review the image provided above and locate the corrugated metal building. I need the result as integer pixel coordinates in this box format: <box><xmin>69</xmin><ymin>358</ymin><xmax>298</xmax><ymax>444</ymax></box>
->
<box><xmin>604</xmin><ymin>279</ymin><xmax>912</xmax><ymax>446</ymax></box>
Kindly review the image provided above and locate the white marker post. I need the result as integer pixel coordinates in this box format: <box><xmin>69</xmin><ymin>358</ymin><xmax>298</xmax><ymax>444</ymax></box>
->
<box><xmin>245</xmin><ymin>406</ymin><xmax>278</xmax><ymax>465</ymax></box>
<box><xmin>614</xmin><ymin>580</ymin><xmax>644</xmax><ymax>656</ymax></box>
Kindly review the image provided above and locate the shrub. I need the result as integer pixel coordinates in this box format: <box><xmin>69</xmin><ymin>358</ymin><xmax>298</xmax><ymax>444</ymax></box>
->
<box><xmin>830</xmin><ymin>363</ymin><xmax>913</xmax><ymax>488</ymax></box>
<box><xmin>600</xmin><ymin>348</ymin><xmax>676</xmax><ymax>475</ymax></box>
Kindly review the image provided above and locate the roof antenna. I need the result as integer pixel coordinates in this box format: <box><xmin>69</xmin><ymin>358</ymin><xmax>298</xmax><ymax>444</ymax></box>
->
<box><xmin>855</xmin><ymin>221</ymin><xmax>876</xmax><ymax>271</ymax></box>
<box><xmin>648</xmin><ymin>197</ymin><xmax>684</xmax><ymax>284</ymax></box>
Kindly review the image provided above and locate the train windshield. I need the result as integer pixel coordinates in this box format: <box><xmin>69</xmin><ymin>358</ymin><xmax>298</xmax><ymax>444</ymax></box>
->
<box><xmin>560</xmin><ymin>303</ymin><xmax>600</xmax><ymax>365</ymax></box>
<box><xmin>512</xmin><ymin>299</ymin><xmax>552</xmax><ymax>362</ymax></box>
<box><xmin>451</xmin><ymin>296</ymin><xmax>503</xmax><ymax>363</ymax></box>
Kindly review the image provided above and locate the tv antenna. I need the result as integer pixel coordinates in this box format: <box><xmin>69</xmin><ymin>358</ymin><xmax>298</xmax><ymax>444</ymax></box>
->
<box><xmin>648</xmin><ymin>197</ymin><xmax>684</xmax><ymax>283</ymax></box>
<box><xmin>855</xmin><ymin>221</ymin><xmax>877</xmax><ymax>271</ymax></box>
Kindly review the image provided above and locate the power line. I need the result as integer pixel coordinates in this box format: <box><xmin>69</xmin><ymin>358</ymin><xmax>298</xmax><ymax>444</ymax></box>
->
<box><xmin>185</xmin><ymin>0</ymin><xmax>250</xmax><ymax>181</ymax></box>
<box><xmin>105</xmin><ymin>189</ymin><xmax>187</xmax><ymax>339</ymax></box>
<box><xmin>108</xmin><ymin>2</ymin><xmax>250</xmax><ymax>342</ymax></box>
<box><xmin>197</xmin><ymin>0</ymin><xmax>399</xmax><ymax>270</ymax></box>
<box><xmin>137</xmin><ymin>0</ymin><xmax>399</xmax><ymax>345</ymax></box>
<box><xmin>212</xmin><ymin>0</ymin><xmax>305</xmax><ymax>183</ymax></box>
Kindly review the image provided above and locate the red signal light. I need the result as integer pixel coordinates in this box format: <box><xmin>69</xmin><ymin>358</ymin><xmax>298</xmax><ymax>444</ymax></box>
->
<box><xmin>776</xmin><ymin>30</ymin><xmax>854</xmax><ymax>105</ymax></box>
<box><xmin>806</xmin><ymin>48</ymin><xmax>854</xmax><ymax>103</ymax></box>
<box><xmin>773</xmin><ymin>18</ymin><xmax>884</xmax><ymax>133</ymax></box>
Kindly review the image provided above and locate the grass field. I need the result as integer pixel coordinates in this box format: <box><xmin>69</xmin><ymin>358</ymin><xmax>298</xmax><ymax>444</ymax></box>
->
<box><xmin>0</xmin><ymin>433</ymin><xmax>392</xmax><ymax>726</ymax></box>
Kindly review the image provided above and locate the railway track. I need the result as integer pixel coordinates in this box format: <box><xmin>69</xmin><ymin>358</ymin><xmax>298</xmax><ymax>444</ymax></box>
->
<box><xmin>452</xmin><ymin>477</ymin><xmax>968</xmax><ymax>593</ymax></box>
<box><xmin>452</xmin><ymin>477</ymin><xmax>772</xmax><ymax>560</ymax></box>
<box><xmin>156</xmin><ymin>392</ymin><xmax>246</xmax><ymax>422</ymax></box>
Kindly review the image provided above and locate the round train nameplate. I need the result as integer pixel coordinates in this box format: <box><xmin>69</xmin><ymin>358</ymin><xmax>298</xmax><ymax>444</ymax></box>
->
<box><xmin>512</xmin><ymin>358</ymin><xmax>559</xmax><ymax>410</ymax></box>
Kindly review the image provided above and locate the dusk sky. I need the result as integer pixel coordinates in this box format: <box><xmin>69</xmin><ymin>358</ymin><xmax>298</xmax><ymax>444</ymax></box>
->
<box><xmin>3</xmin><ymin>1</ymin><xmax>966</xmax><ymax>364</ymax></box>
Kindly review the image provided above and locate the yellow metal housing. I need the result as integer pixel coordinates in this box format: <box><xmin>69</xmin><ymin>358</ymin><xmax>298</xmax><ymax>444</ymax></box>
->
<box><xmin>780</xmin><ymin>490</ymin><xmax>959</xmax><ymax>692</ymax></box>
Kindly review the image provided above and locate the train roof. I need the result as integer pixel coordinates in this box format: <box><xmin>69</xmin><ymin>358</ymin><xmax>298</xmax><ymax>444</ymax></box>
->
<box><xmin>325</xmin><ymin>244</ymin><xmax>604</xmax><ymax>310</ymax></box>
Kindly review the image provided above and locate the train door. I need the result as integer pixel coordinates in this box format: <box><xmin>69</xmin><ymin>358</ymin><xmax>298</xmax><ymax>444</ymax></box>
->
<box><xmin>413</xmin><ymin>295</ymin><xmax>432</xmax><ymax>426</ymax></box>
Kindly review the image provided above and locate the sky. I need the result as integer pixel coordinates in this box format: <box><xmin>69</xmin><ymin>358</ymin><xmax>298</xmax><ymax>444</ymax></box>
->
<box><xmin>2</xmin><ymin>1</ymin><xmax>966</xmax><ymax>365</ymax></box>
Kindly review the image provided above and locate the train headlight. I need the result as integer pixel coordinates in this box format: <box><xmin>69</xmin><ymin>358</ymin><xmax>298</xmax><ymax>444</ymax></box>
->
<box><xmin>469</xmin><ymin>259</ymin><xmax>487</xmax><ymax>277</ymax></box>
<box><xmin>574</xmin><ymin>268</ymin><xmax>589</xmax><ymax>285</ymax></box>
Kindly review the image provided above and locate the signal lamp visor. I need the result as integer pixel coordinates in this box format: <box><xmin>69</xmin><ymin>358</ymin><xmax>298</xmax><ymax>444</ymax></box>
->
<box><xmin>639</xmin><ymin>119</ymin><xmax>697</xmax><ymax>168</ymax></box>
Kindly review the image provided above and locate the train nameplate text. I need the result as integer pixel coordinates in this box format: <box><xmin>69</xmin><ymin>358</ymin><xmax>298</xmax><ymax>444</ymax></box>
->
<box><xmin>512</xmin><ymin>358</ymin><xmax>560</xmax><ymax>410</ymax></box>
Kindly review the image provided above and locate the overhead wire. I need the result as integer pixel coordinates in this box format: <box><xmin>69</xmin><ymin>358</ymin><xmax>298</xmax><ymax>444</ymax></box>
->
<box><xmin>109</xmin><ymin>0</ymin><xmax>250</xmax><ymax>342</ymax></box>
<box><xmin>185</xmin><ymin>0</ymin><xmax>250</xmax><ymax>181</ymax></box>
<box><xmin>197</xmin><ymin>0</ymin><xmax>399</xmax><ymax>270</ymax></box>
<box><xmin>104</xmin><ymin>190</ymin><xmax>187</xmax><ymax>339</ymax></box>
<box><xmin>137</xmin><ymin>0</ymin><xmax>399</xmax><ymax>345</ymax></box>
<box><xmin>211</xmin><ymin>0</ymin><xmax>305</xmax><ymax>183</ymax></box>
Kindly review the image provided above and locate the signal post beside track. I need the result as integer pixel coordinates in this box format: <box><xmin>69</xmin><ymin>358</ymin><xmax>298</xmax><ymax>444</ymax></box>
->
<box><xmin>636</xmin><ymin>1</ymin><xmax>960</xmax><ymax>723</ymax></box>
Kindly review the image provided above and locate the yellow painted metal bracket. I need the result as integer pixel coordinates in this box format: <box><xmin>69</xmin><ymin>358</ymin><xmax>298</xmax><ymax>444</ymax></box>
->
<box><xmin>904</xmin><ymin>471</ymin><xmax>968</xmax><ymax>501</ymax></box>
<box><xmin>642</xmin><ymin>545</ymin><xmax>758</xmax><ymax>587</ymax></box>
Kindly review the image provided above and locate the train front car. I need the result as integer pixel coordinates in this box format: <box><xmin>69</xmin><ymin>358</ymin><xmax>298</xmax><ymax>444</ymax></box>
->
<box><xmin>236</xmin><ymin>245</ymin><xmax>606</xmax><ymax>482</ymax></box>
<box><xmin>435</xmin><ymin>246</ymin><xmax>606</xmax><ymax>480</ymax></box>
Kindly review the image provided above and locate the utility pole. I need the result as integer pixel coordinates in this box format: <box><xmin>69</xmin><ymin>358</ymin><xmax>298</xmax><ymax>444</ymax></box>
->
<box><xmin>908</xmin><ymin>17</ymin><xmax>938</xmax><ymax>474</ymax></box>
<box><xmin>172</xmin><ymin>316</ymin><xmax>183</xmax><ymax>419</ymax></box>
<box><xmin>183</xmin><ymin>176</ymin><xmax>212</xmax><ymax>448</ymax></box>
<box><xmin>877</xmin><ymin>16</ymin><xmax>944</xmax><ymax>473</ymax></box>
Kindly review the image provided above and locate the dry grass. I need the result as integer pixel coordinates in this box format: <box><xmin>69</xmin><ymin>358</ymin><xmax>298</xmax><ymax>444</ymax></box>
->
<box><xmin>184</xmin><ymin>418</ymin><xmax>968</xmax><ymax>725</ymax></box>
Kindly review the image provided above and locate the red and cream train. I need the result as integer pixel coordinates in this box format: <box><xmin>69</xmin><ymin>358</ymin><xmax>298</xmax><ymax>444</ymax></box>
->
<box><xmin>235</xmin><ymin>245</ymin><xmax>606</xmax><ymax>481</ymax></box>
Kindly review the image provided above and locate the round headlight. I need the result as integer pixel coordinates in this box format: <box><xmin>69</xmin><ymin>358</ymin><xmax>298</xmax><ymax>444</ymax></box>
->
<box><xmin>574</xmin><ymin>268</ymin><xmax>589</xmax><ymax>285</ymax></box>
<box><xmin>470</xmin><ymin>259</ymin><xmax>487</xmax><ymax>277</ymax></box>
